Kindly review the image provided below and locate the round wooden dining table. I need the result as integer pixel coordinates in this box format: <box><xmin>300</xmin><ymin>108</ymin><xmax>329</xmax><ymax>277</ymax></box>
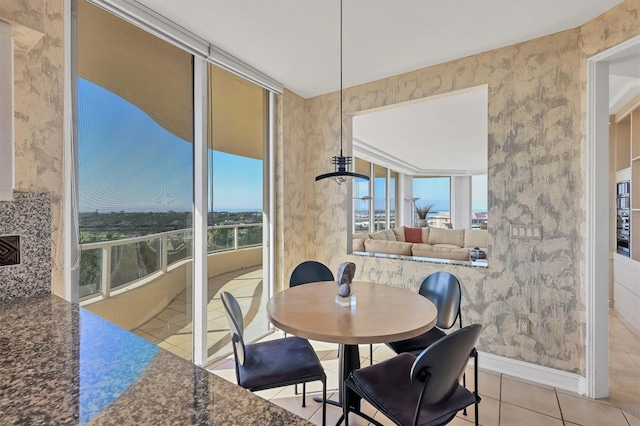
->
<box><xmin>266</xmin><ymin>281</ymin><xmax>437</xmax><ymax>422</ymax></box>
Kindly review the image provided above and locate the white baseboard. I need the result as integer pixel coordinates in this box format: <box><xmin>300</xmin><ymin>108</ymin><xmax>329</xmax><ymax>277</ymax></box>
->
<box><xmin>471</xmin><ymin>351</ymin><xmax>587</xmax><ymax>395</ymax></box>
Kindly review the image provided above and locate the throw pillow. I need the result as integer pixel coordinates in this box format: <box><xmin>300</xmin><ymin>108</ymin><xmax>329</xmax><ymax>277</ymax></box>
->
<box><xmin>404</xmin><ymin>227</ymin><xmax>423</xmax><ymax>243</ymax></box>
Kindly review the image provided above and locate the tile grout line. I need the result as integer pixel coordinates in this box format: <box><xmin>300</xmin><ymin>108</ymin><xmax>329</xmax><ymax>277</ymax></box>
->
<box><xmin>554</xmin><ymin>388</ymin><xmax>565</xmax><ymax>424</ymax></box>
<box><xmin>498</xmin><ymin>373</ymin><xmax>502</xmax><ymax>426</ymax></box>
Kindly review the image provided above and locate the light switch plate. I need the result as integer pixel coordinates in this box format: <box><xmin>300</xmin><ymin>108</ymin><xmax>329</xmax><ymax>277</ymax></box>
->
<box><xmin>510</xmin><ymin>224</ymin><xmax>543</xmax><ymax>240</ymax></box>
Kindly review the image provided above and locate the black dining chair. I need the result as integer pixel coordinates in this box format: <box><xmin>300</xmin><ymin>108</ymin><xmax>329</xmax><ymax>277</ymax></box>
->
<box><xmin>343</xmin><ymin>324</ymin><xmax>482</xmax><ymax>426</ymax></box>
<box><xmin>386</xmin><ymin>272</ymin><xmax>478</xmax><ymax>417</ymax></box>
<box><xmin>290</xmin><ymin>260</ymin><xmax>377</xmax><ymax>366</ymax></box>
<box><xmin>220</xmin><ymin>291</ymin><xmax>327</xmax><ymax>425</ymax></box>
<box><xmin>289</xmin><ymin>260</ymin><xmax>345</xmax><ymax>392</ymax></box>
<box><xmin>286</xmin><ymin>260</ymin><xmax>334</xmax><ymax>340</ymax></box>
<box><xmin>289</xmin><ymin>260</ymin><xmax>335</xmax><ymax>287</ymax></box>
<box><xmin>289</xmin><ymin>261</ymin><xmax>376</xmax><ymax>366</ymax></box>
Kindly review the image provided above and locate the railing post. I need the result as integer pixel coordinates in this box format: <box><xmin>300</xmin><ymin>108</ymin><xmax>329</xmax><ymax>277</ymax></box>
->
<box><xmin>234</xmin><ymin>226</ymin><xmax>239</xmax><ymax>251</ymax></box>
<box><xmin>101</xmin><ymin>246</ymin><xmax>111</xmax><ymax>299</ymax></box>
<box><xmin>162</xmin><ymin>234</ymin><xmax>168</xmax><ymax>273</ymax></box>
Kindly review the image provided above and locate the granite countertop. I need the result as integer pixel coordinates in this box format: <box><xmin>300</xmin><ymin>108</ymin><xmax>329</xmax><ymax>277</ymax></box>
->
<box><xmin>0</xmin><ymin>294</ymin><xmax>311</xmax><ymax>425</ymax></box>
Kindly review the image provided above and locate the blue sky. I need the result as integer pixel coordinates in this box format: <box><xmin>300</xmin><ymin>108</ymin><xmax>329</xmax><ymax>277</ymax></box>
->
<box><xmin>414</xmin><ymin>176</ymin><xmax>488</xmax><ymax>212</ymax></box>
<box><xmin>78</xmin><ymin>78</ymin><xmax>262</xmax><ymax>213</ymax></box>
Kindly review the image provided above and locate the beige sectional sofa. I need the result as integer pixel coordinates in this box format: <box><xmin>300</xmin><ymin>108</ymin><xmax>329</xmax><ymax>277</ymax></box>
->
<box><xmin>353</xmin><ymin>226</ymin><xmax>487</xmax><ymax>262</ymax></box>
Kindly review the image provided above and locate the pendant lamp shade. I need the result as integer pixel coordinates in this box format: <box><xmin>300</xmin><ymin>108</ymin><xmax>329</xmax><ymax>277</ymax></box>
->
<box><xmin>315</xmin><ymin>0</ymin><xmax>369</xmax><ymax>184</ymax></box>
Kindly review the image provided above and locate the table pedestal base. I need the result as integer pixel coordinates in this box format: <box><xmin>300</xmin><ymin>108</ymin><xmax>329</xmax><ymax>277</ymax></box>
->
<box><xmin>312</xmin><ymin>344</ymin><xmax>378</xmax><ymax>425</ymax></box>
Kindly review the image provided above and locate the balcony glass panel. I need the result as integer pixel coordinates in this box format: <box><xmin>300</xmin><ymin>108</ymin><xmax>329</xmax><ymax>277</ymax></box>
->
<box><xmin>208</xmin><ymin>227</ymin><xmax>234</xmax><ymax>252</ymax></box>
<box><xmin>110</xmin><ymin>238</ymin><xmax>162</xmax><ymax>289</ymax></box>
<box><xmin>167</xmin><ymin>230</ymin><xmax>193</xmax><ymax>265</ymax></box>
<box><xmin>238</xmin><ymin>225</ymin><xmax>262</xmax><ymax>248</ymax></box>
<box><xmin>79</xmin><ymin>248</ymin><xmax>102</xmax><ymax>298</ymax></box>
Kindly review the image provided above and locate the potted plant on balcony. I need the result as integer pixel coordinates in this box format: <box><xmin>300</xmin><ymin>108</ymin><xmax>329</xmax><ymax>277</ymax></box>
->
<box><xmin>415</xmin><ymin>203</ymin><xmax>434</xmax><ymax>227</ymax></box>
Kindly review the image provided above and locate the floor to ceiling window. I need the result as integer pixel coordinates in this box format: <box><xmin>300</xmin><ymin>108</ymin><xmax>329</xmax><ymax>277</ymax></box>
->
<box><xmin>353</xmin><ymin>158</ymin><xmax>372</xmax><ymax>232</ymax></box>
<box><xmin>389</xmin><ymin>170</ymin><xmax>397</xmax><ymax>228</ymax></box>
<box><xmin>374</xmin><ymin>164</ymin><xmax>388</xmax><ymax>231</ymax></box>
<box><xmin>412</xmin><ymin>176</ymin><xmax>451</xmax><ymax>228</ymax></box>
<box><xmin>76</xmin><ymin>0</ymin><xmax>195</xmax><ymax>360</ymax></box>
<box><xmin>205</xmin><ymin>64</ymin><xmax>269</xmax><ymax>361</ymax></box>
<box><xmin>75</xmin><ymin>0</ymin><xmax>272</xmax><ymax>365</ymax></box>
<box><xmin>472</xmin><ymin>174</ymin><xmax>488</xmax><ymax>228</ymax></box>
<box><xmin>352</xmin><ymin>158</ymin><xmax>398</xmax><ymax>233</ymax></box>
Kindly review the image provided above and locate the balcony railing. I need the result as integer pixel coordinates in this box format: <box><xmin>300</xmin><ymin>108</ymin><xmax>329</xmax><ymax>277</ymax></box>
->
<box><xmin>79</xmin><ymin>224</ymin><xmax>262</xmax><ymax>300</ymax></box>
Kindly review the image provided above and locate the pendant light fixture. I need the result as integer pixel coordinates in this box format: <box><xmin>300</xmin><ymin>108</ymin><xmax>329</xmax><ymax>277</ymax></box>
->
<box><xmin>315</xmin><ymin>0</ymin><xmax>369</xmax><ymax>184</ymax></box>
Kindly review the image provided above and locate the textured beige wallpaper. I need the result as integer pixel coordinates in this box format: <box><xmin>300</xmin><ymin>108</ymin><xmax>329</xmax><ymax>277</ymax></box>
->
<box><xmin>278</xmin><ymin>0</ymin><xmax>640</xmax><ymax>374</ymax></box>
<box><xmin>0</xmin><ymin>0</ymin><xmax>64</xmax><ymax>296</ymax></box>
<box><xmin>275</xmin><ymin>90</ymin><xmax>310</xmax><ymax>293</ymax></box>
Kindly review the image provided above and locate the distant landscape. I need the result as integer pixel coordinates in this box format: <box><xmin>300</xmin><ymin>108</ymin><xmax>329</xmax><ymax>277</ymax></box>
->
<box><xmin>79</xmin><ymin>211</ymin><xmax>262</xmax><ymax>244</ymax></box>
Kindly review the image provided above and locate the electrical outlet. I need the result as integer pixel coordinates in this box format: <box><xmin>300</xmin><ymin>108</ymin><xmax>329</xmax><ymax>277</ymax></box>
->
<box><xmin>518</xmin><ymin>318</ymin><xmax>531</xmax><ymax>335</ymax></box>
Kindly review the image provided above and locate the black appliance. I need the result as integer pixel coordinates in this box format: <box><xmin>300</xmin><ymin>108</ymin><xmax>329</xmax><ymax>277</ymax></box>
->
<box><xmin>616</xmin><ymin>180</ymin><xmax>630</xmax><ymax>257</ymax></box>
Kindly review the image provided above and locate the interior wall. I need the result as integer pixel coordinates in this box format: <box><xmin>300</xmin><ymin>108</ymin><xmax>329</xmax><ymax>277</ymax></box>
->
<box><xmin>0</xmin><ymin>0</ymin><xmax>64</xmax><ymax>298</ymax></box>
<box><xmin>285</xmin><ymin>0</ymin><xmax>640</xmax><ymax>375</ymax></box>
<box><xmin>274</xmin><ymin>89</ymin><xmax>309</xmax><ymax>292</ymax></box>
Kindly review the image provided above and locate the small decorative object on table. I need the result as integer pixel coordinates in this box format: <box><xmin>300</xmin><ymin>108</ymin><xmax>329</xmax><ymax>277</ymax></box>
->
<box><xmin>335</xmin><ymin>262</ymin><xmax>357</xmax><ymax>306</ymax></box>
<box><xmin>469</xmin><ymin>247</ymin><xmax>487</xmax><ymax>261</ymax></box>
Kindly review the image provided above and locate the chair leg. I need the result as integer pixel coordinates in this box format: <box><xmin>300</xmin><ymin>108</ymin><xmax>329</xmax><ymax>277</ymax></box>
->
<box><xmin>302</xmin><ymin>382</ymin><xmax>306</xmax><ymax>407</ymax></box>
<box><xmin>370</xmin><ymin>344</ymin><xmax>373</xmax><ymax>366</ymax></box>
<box><xmin>322</xmin><ymin>375</ymin><xmax>327</xmax><ymax>426</ymax></box>
<box><xmin>475</xmin><ymin>400</ymin><xmax>479</xmax><ymax>426</ymax></box>
<box><xmin>343</xmin><ymin>382</ymin><xmax>350</xmax><ymax>426</ymax></box>
<box><xmin>462</xmin><ymin>372</ymin><xmax>468</xmax><ymax>416</ymax></box>
<box><xmin>474</xmin><ymin>350</ymin><xmax>479</xmax><ymax>426</ymax></box>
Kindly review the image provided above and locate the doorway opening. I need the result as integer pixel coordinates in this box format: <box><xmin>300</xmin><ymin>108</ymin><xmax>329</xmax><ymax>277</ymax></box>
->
<box><xmin>586</xmin><ymin>35</ymin><xmax>640</xmax><ymax>408</ymax></box>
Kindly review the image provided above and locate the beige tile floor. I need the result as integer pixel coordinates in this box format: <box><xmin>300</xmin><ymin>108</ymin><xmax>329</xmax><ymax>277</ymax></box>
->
<box><xmin>132</xmin><ymin>266</ymin><xmax>268</xmax><ymax>362</ymax></box>
<box><xmin>209</xmin><ymin>311</ymin><xmax>640</xmax><ymax>426</ymax></box>
<box><xmin>130</xmin><ymin>267</ymin><xmax>638</xmax><ymax>425</ymax></box>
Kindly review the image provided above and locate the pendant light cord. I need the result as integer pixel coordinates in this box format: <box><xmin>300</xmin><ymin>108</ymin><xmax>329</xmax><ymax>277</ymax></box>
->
<box><xmin>339</xmin><ymin>0</ymin><xmax>343</xmax><ymax>157</ymax></box>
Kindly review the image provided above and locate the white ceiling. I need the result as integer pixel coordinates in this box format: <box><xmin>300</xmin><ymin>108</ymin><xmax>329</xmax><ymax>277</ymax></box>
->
<box><xmin>353</xmin><ymin>85</ymin><xmax>488</xmax><ymax>175</ymax></box>
<box><xmin>132</xmin><ymin>0</ymin><xmax>631</xmax><ymax>175</ymax></box>
<box><xmin>137</xmin><ymin>0</ymin><xmax>622</xmax><ymax>98</ymax></box>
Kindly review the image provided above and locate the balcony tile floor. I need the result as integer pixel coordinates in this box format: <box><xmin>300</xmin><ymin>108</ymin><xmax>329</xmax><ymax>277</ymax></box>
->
<box><xmin>208</xmin><ymin>310</ymin><xmax>639</xmax><ymax>426</ymax></box>
<box><xmin>132</xmin><ymin>266</ymin><xmax>268</xmax><ymax>362</ymax></box>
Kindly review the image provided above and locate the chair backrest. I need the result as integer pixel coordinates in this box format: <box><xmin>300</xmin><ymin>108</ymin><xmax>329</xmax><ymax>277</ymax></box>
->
<box><xmin>410</xmin><ymin>324</ymin><xmax>482</xmax><ymax>405</ymax></box>
<box><xmin>419</xmin><ymin>272</ymin><xmax>461</xmax><ymax>329</ymax></box>
<box><xmin>289</xmin><ymin>261</ymin><xmax>334</xmax><ymax>287</ymax></box>
<box><xmin>220</xmin><ymin>291</ymin><xmax>246</xmax><ymax>365</ymax></box>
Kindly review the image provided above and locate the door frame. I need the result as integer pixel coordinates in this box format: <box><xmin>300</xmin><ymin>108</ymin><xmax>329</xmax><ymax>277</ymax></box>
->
<box><xmin>585</xmin><ymin>34</ymin><xmax>640</xmax><ymax>398</ymax></box>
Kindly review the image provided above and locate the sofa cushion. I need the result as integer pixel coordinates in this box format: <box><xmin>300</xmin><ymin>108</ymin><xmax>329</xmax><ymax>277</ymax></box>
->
<box><xmin>412</xmin><ymin>245</ymin><xmax>470</xmax><ymax>261</ymax></box>
<box><xmin>404</xmin><ymin>227</ymin><xmax>422</xmax><ymax>243</ymax></box>
<box><xmin>353</xmin><ymin>238</ymin><xmax>365</xmax><ymax>252</ymax></box>
<box><xmin>369</xmin><ymin>230</ymin><xmax>388</xmax><ymax>240</ymax></box>
<box><xmin>428</xmin><ymin>228</ymin><xmax>464</xmax><ymax>247</ymax></box>
<box><xmin>433</xmin><ymin>243</ymin><xmax>464</xmax><ymax>250</ymax></box>
<box><xmin>353</xmin><ymin>232</ymin><xmax>369</xmax><ymax>241</ymax></box>
<box><xmin>364</xmin><ymin>240</ymin><xmax>413</xmax><ymax>256</ymax></box>
<box><xmin>392</xmin><ymin>226</ymin><xmax>406</xmax><ymax>242</ymax></box>
<box><xmin>411</xmin><ymin>243</ymin><xmax>433</xmax><ymax>256</ymax></box>
<box><xmin>421</xmin><ymin>227</ymin><xmax>430</xmax><ymax>244</ymax></box>
<box><xmin>383</xmin><ymin>229</ymin><xmax>397</xmax><ymax>241</ymax></box>
<box><xmin>464</xmin><ymin>229</ymin><xmax>487</xmax><ymax>248</ymax></box>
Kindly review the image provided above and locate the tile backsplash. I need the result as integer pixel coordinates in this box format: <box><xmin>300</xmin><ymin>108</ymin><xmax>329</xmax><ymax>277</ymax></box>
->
<box><xmin>0</xmin><ymin>191</ymin><xmax>51</xmax><ymax>300</ymax></box>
